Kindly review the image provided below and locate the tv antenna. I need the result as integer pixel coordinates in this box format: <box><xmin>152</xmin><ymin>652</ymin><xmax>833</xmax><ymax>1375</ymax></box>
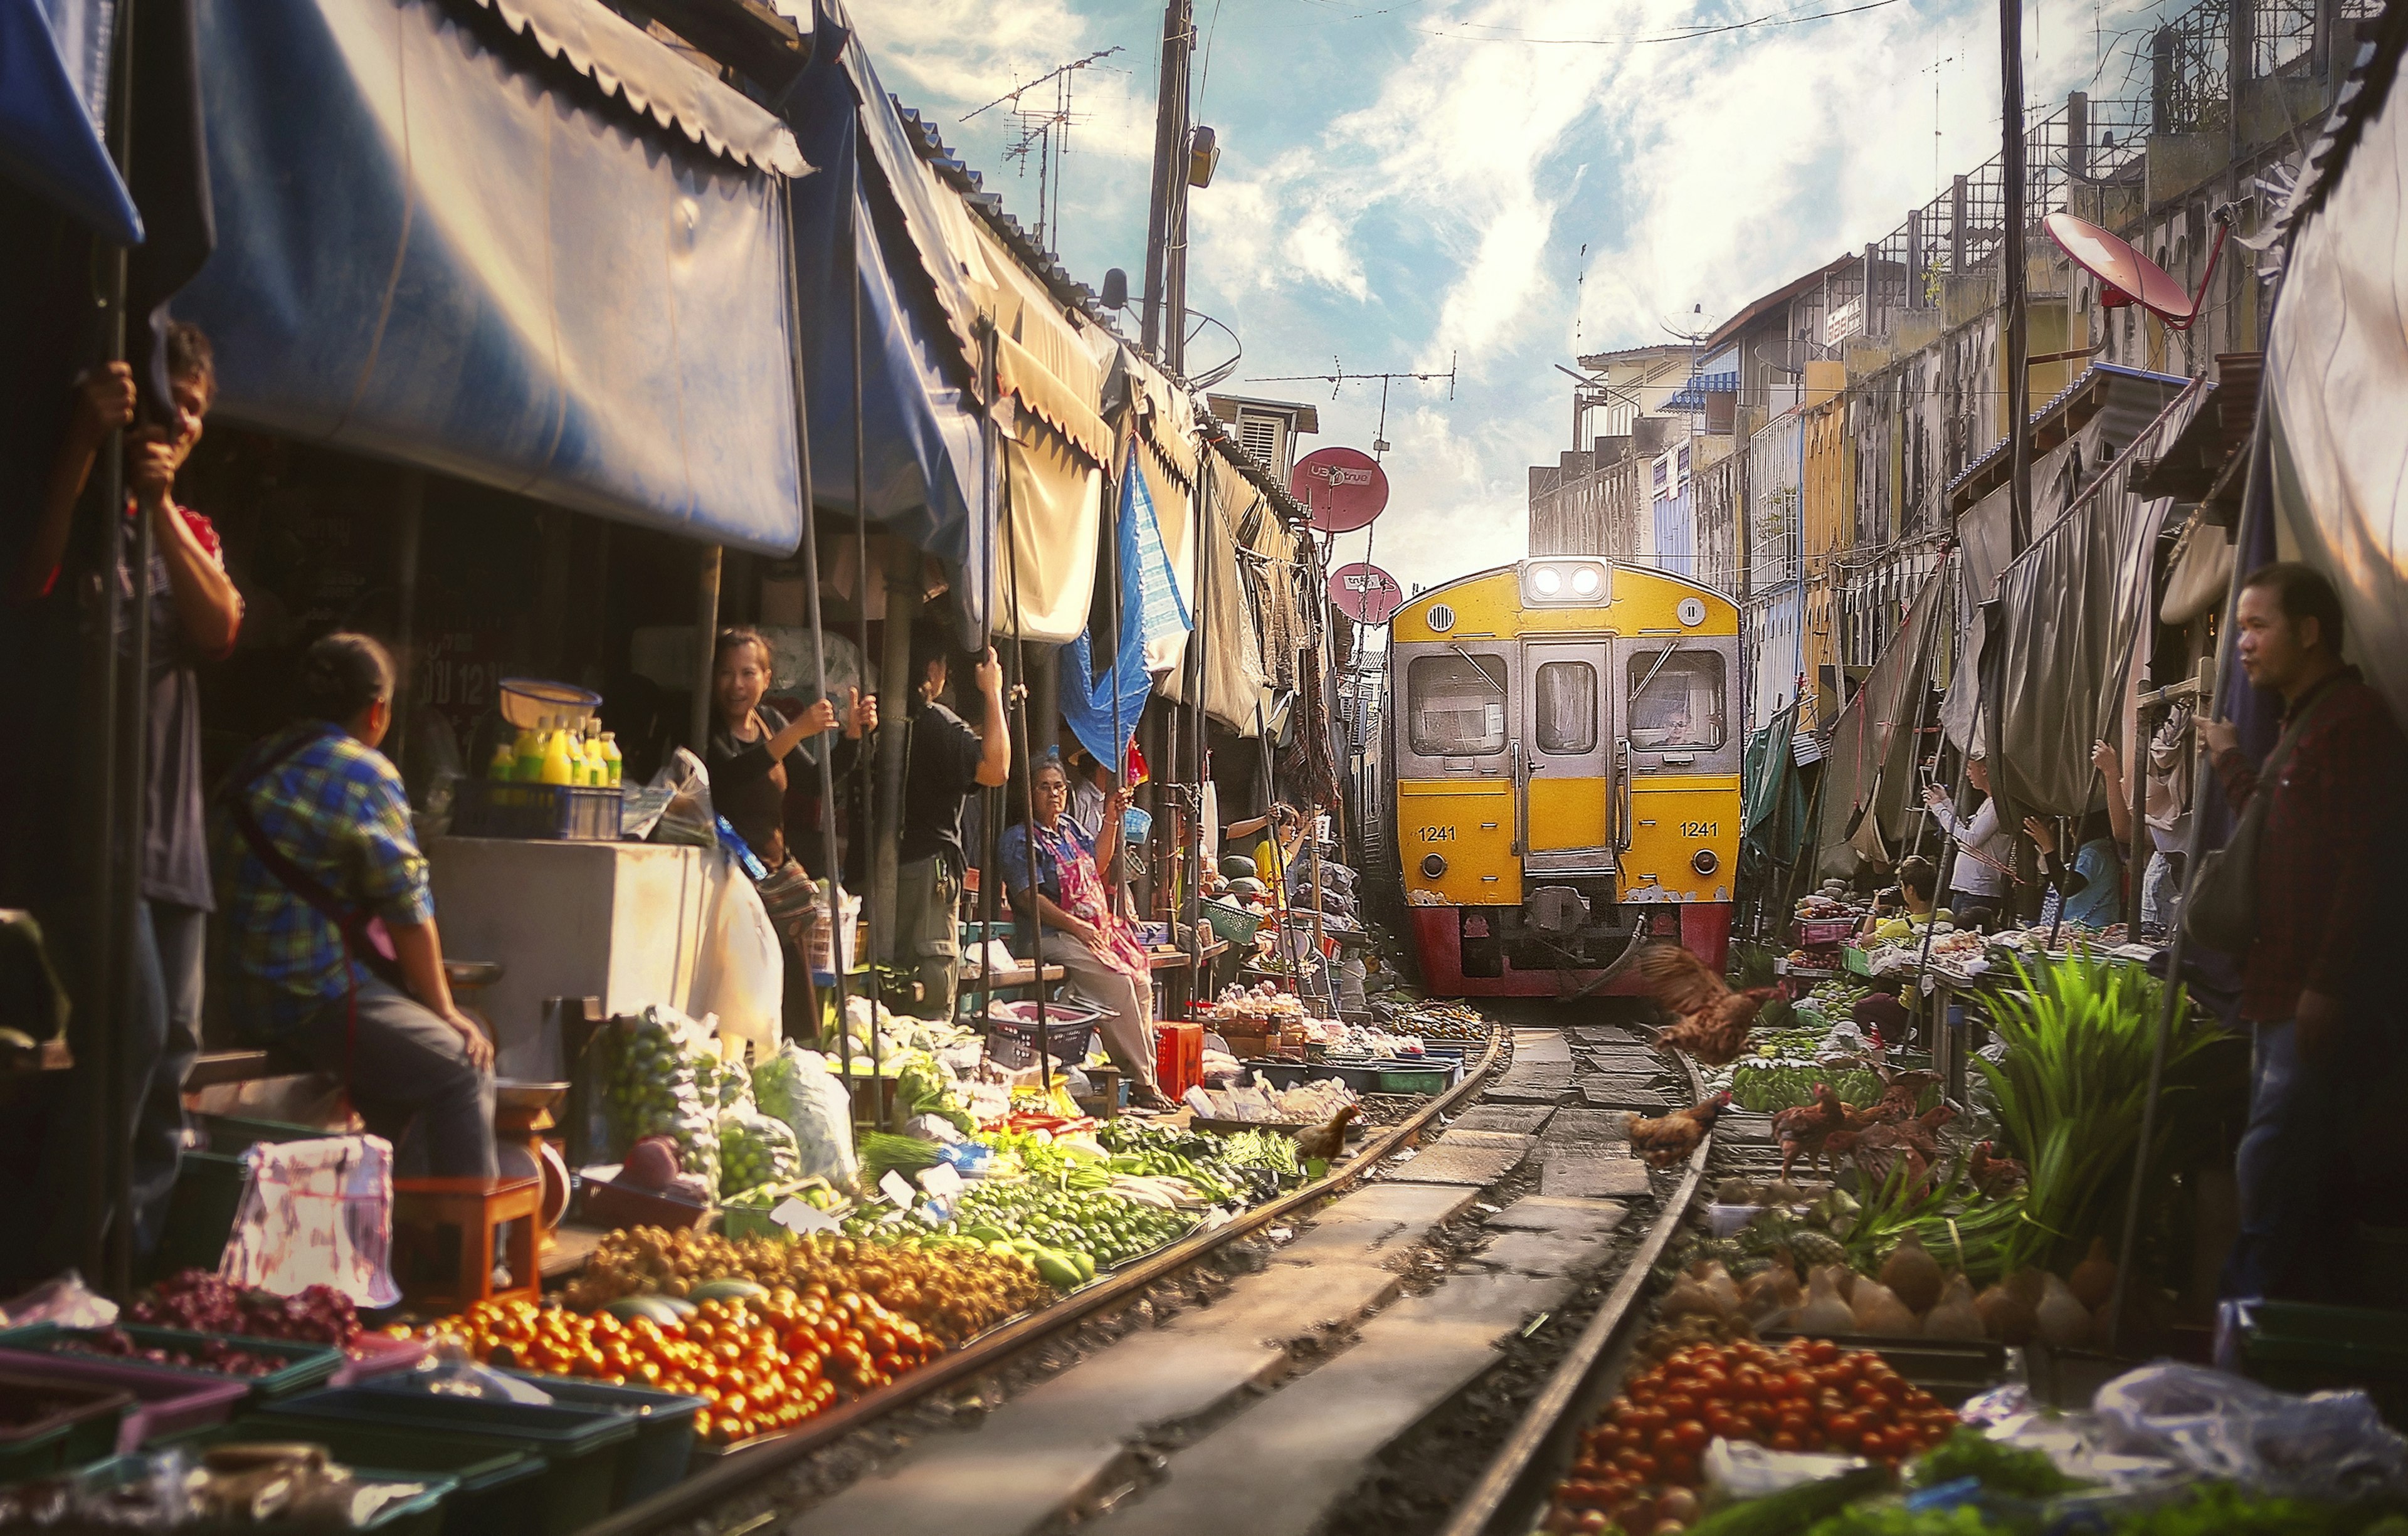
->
<box><xmin>963</xmin><ymin>48</ymin><xmax>1124</xmax><ymax>255</ymax></box>
<box><xmin>1247</xmin><ymin>354</ymin><xmax>1458</xmax><ymax>461</ymax></box>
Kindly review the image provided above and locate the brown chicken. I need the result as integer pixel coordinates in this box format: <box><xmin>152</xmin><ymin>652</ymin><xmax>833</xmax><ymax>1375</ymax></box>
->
<box><xmin>1844</xmin><ymin>1121</ymin><xmax>1935</xmax><ymax>1196</ymax></box>
<box><xmin>1772</xmin><ymin>1083</ymin><xmax>1849</xmax><ymax>1179</ymax></box>
<box><xmin>1631</xmin><ymin>944</ymin><xmax>1783</xmax><ymax>1067</ymax></box>
<box><xmin>1891</xmin><ymin>1101</ymin><xmax>1958</xmax><ymax>1162</ymax></box>
<box><xmin>1863</xmin><ymin>1068</ymin><xmax>1940</xmax><ymax>1125</ymax></box>
<box><xmin>1627</xmin><ymin>1092</ymin><xmax>1732</xmax><ymax>1168</ymax></box>
<box><xmin>1292</xmin><ymin>1104</ymin><xmax>1360</xmax><ymax>1162</ymax></box>
<box><xmin>1968</xmin><ymin>1140</ymin><xmax>2028</xmax><ymax>1197</ymax></box>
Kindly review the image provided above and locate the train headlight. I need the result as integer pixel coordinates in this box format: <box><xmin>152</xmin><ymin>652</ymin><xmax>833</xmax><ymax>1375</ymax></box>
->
<box><xmin>1420</xmin><ymin>853</ymin><xmax>1447</xmax><ymax>879</ymax></box>
<box><xmin>1521</xmin><ymin>560</ymin><xmax>1608</xmax><ymax>606</ymax></box>
<box><xmin>1692</xmin><ymin>849</ymin><xmax>1719</xmax><ymax>876</ymax></box>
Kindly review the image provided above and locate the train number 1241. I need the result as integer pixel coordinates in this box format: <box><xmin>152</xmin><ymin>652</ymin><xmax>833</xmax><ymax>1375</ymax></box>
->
<box><xmin>1680</xmin><ymin>821</ymin><xmax>1718</xmax><ymax>838</ymax></box>
<box><xmin>1420</xmin><ymin>826</ymin><xmax>1455</xmax><ymax>842</ymax></box>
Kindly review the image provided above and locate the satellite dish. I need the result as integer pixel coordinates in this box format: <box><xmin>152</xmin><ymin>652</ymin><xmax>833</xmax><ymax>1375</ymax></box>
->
<box><xmin>1328</xmin><ymin>562</ymin><xmax>1405</xmax><ymax>624</ymax></box>
<box><xmin>1289</xmin><ymin>447</ymin><xmax>1388</xmax><ymax>533</ymax></box>
<box><xmin>2044</xmin><ymin>212</ymin><xmax>2199</xmax><ymax>325</ymax></box>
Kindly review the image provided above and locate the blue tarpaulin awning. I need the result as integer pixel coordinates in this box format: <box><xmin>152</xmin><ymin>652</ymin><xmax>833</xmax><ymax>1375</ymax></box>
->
<box><xmin>1663</xmin><ymin>370</ymin><xmax>1738</xmax><ymax>412</ymax></box>
<box><xmin>779</xmin><ymin>0</ymin><xmax>988</xmax><ymax>603</ymax></box>
<box><xmin>170</xmin><ymin>0</ymin><xmax>809</xmax><ymax>554</ymax></box>
<box><xmin>0</xmin><ymin>0</ymin><xmax>141</xmax><ymax>242</ymax></box>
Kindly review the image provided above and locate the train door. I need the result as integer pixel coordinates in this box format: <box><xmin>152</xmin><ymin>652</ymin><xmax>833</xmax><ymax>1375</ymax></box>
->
<box><xmin>1517</xmin><ymin>641</ymin><xmax>1614</xmax><ymax>876</ymax></box>
<box><xmin>1392</xmin><ymin>643</ymin><xmax>1520</xmax><ymax>907</ymax></box>
<box><xmin>1613</xmin><ymin>636</ymin><xmax>1742</xmax><ymax>903</ymax></box>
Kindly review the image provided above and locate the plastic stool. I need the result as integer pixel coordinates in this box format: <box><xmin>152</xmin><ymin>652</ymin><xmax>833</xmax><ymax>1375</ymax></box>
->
<box><xmin>392</xmin><ymin>1175</ymin><xmax>541</xmax><ymax>1313</ymax></box>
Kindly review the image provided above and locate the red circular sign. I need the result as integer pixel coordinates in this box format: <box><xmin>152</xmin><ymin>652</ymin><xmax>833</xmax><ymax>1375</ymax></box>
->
<box><xmin>1328</xmin><ymin>562</ymin><xmax>1405</xmax><ymax>624</ymax></box>
<box><xmin>1289</xmin><ymin>447</ymin><xmax>1389</xmax><ymax>533</ymax></box>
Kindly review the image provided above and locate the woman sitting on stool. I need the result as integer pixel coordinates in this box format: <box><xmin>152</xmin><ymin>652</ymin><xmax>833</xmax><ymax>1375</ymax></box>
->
<box><xmin>1000</xmin><ymin>754</ymin><xmax>1173</xmax><ymax>1110</ymax></box>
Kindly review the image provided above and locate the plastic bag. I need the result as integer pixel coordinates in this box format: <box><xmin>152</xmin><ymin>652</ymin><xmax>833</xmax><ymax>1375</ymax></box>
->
<box><xmin>717</xmin><ymin>1110</ymin><xmax>802</xmax><ymax>1197</ymax></box>
<box><xmin>222</xmin><ymin>1136</ymin><xmax>399</xmax><ymax>1308</ymax></box>
<box><xmin>0</xmin><ymin>1271</ymin><xmax>117</xmax><ymax>1330</ymax></box>
<box><xmin>395</xmin><ymin>1339</ymin><xmax>556</xmax><ymax>1404</ymax></box>
<box><xmin>751</xmin><ymin>1042</ymin><xmax>859</xmax><ymax>1191</ymax></box>
<box><xmin>596</xmin><ymin>1006</ymin><xmax>721</xmax><ymax>1187</ymax></box>
<box><xmin>696</xmin><ymin>1051</ymin><xmax>755</xmax><ymax>1116</ymax></box>
<box><xmin>689</xmin><ymin>858</ymin><xmax>782</xmax><ymax>1054</ymax></box>
<box><xmin>645</xmin><ymin>748</ymin><xmax>717</xmax><ymax>849</ymax></box>
<box><xmin>2093</xmin><ymin>1361</ymin><xmax>2408</xmax><ymax>1501</ymax></box>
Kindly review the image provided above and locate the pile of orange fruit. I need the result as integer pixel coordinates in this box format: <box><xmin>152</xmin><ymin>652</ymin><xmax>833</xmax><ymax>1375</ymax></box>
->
<box><xmin>422</xmin><ymin>1287</ymin><xmax>942</xmax><ymax>1446</ymax></box>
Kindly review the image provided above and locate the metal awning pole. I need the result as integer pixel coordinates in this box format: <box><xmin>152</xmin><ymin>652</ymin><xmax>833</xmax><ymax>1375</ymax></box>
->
<box><xmin>848</xmin><ymin>164</ymin><xmax>887</xmax><ymax>1130</ymax></box>
<box><xmin>976</xmin><ymin>320</ymin><xmax>1000</xmax><ymax>1056</ymax></box>
<box><xmin>1186</xmin><ymin>455</ymin><xmax>1212</xmax><ymax>994</ymax></box>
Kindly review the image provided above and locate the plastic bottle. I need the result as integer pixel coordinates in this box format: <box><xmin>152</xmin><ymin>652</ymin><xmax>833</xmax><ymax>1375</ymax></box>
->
<box><xmin>601</xmin><ymin>731</ymin><xmax>623</xmax><ymax>787</ymax></box>
<box><xmin>581</xmin><ymin>730</ymin><xmax>605</xmax><ymax>788</ymax></box>
<box><xmin>539</xmin><ymin>715</ymin><xmax>575</xmax><ymax>786</ymax></box>
<box><xmin>514</xmin><ymin>716</ymin><xmax>544</xmax><ymax>782</ymax></box>
<box><xmin>488</xmin><ymin>740</ymin><xmax>517</xmax><ymax>781</ymax></box>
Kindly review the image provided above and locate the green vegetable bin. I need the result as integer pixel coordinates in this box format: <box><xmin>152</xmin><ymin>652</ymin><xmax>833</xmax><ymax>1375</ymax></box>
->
<box><xmin>171</xmin><ymin>1418</ymin><xmax>541</xmax><ymax>1536</ymax></box>
<box><xmin>0</xmin><ymin>1371</ymin><xmax>134</xmax><ymax>1483</ymax></box>
<box><xmin>1201</xmin><ymin>900</ymin><xmax>1263</xmax><ymax>950</ymax></box>
<box><xmin>149</xmin><ymin>1149</ymin><xmax>250</xmax><ymax>1278</ymax></box>
<box><xmin>71</xmin><ymin>1451</ymin><xmax>455</xmax><ymax>1535</ymax></box>
<box><xmin>0</xmin><ymin>1325</ymin><xmax>344</xmax><ymax>1405</ymax></box>
<box><xmin>261</xmin><ymin>1387</ymin><xmax>638</xmax><ymax>1535</ymax></box>
<box><xmin>498</xmin><ymin>1371</ymin><xmax>705</xmax><ymax>1501</ymax></box>
<box><xmin>2223</xmin><ymin>1300</ymin><xmax>2408</xmax><ymax>1421</ymax></box>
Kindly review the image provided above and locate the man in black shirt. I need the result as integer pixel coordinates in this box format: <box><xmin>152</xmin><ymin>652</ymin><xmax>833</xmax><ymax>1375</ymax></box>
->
<box><xmin>894</xmin><ymin>623</ymin><xmax>1010</xmax><ymax>1018</ymax></box>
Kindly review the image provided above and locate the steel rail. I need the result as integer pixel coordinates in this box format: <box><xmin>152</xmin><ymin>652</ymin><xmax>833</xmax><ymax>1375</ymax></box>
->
<box><xmin>586</xmin><ymin>1023</ymin><xmax>1511</xmax><ymax>1535</ymax></box>
<box><xmin>1437</xmin><ymin>1047</ymin><xmax>1715</xmax><ymax>1536</ymax></box>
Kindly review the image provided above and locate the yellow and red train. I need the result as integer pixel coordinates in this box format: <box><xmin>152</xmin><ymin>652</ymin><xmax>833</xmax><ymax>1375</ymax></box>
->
<box><xmin>1384</xmin><ymin>559</ymin><xmax>1741</xmax><ymax>996</ymax></box>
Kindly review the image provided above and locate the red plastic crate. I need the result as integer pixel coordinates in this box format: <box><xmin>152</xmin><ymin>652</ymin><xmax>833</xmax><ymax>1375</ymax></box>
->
<box><xmin>1153</xmin><ymin>1022</ymin><xmax>1204</xmax><ymax>1098</ymax></box>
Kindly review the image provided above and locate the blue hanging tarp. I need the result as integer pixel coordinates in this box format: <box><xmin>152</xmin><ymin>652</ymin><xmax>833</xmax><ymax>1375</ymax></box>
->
<box><xmin>0</xmin><ymin>0</ymin><xmax>141</xmax><ymax>242</ymax></box>
<box><xmin>169</xmin><ymin>0</ymin><xmax>808</xmax><ymax>554</ymax></box>
<box><xmin>778</xmin><ymin>1</ymin><xmax>988</xmax><ymax>604</ymax></box>
<box><xmin>1062</xmin><ymin>450</ymin><xmax>1187</xmax><ymax>769</ymax></box>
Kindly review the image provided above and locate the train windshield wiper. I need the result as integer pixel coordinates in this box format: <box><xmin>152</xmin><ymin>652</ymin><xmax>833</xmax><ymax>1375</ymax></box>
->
<box><xmin>1445</xmin><ymin>643</ymin><xmax>1506</xmax><ymax>695</ymax></box>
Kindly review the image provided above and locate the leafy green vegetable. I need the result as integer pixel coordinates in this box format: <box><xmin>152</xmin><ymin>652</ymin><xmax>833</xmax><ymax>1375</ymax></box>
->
<box><xmin>857</xmin><ymin>1130</ymin><xmax>945</xmax><ymax>1184</ymax></box>
<box><xmin>1908</xmin><ymin>1429</ymin><xmax>2084</xmax><ymax>1498</ymax></box>
<box><xmin>1800</xmin><ymin>1503</ymin><xmax>2000</xmax><ymax>1536</ymax></box>
<box><xmin>2109</xmin><ymin>1483</ymin><xmax>2346</xmax><ymax>1536</ymax></box>
<box><xmin>1976</xmin><ymin>953</ymin><xmax>2224</xmax><ymax>1271</ymax></box>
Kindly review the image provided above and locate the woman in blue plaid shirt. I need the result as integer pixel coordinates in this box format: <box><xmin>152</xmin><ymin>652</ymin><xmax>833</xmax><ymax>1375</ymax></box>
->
<box><xmin>221</xmin><ymin>634</ymin><xmax>496</xmax><ymax>1177</ymax></box>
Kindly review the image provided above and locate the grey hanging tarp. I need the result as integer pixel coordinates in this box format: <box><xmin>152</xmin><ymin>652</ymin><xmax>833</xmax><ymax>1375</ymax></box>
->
<box><xmin>1815</xmin><ymin>559</ymin><xmax>1946</xmax><ymax>877</ymax></box>
<box><xmin>2264</xmin><ymin>7</ymin><xmax>2408</xmax><ymax>727</ymax></box>
<box><xmin>170</xmin><ymin>0</ymin><xmax>808</xmax><ymax>554</ymax></box>
<box><xmin>1941</xmin><ymin>371</ymin><xmax>2204</xmax><ymax>752</ymax></box>
<box><xmin>1980</xmin><ymin>379</ymin><xmax>2207</xmax><ymax>817</ymax></box>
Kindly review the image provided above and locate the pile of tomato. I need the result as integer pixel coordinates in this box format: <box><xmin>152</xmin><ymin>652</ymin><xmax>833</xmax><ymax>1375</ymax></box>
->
<box><xmin>426</xmin><ymin>1288</ymin><xmax>942</xmax><ymax>1446</ymax></box>
<box><xmin>1545</xmin><ymin>1337</ymin><xmax>1959</xmax><ymax>1534</ymax></box>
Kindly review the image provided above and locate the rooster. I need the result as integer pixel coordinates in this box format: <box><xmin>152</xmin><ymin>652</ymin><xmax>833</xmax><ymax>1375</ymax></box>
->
<box><xmin>1862</xmin><ymin>1068</ymin><xmax>1940</xmax><ymax>1125</ymax></box>
<box><xmin>1968</xmin><ymin>1140</ymin><xmax>2027</xmax><ymax>1197</ymax></box>
<box><xmin>1292</xmin><ymin>1104</ymin><xmax>1360</xmax><ymax>1163</ymax></box>
<box><xmin>1630</xmin><ymin>944</ymin><xmax>1785</xmax><ymax>1067</ymax></box>
<box><xmin>1891</xmin><ymin>1101</ymin><xmax>1958</xmax><ymax>1162</ymax></box>
<box><xmin>1772</xmin><ymin>1083</ymin><xmax>1850</xmax><ymax>1179</ymax></box>
<box><xmin>1627</xmin><ymin>1092</ymin><xmax>1731</xmax><ymax>1169</ymax></box>
<box><xmin>1844</xmin><ymin>1121</ymin><xmax>1935</xmax><ymax>1196</ymax></box>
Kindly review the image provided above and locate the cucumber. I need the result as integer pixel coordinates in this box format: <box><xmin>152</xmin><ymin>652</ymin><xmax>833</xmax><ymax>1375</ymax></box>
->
<box><xmin>1070</xmin><ymin>1250</ymin><xmax>1097</xmax><ymax>1282</ymax></box>
<box><xmin>604</xmin><ymin>1295</ymin><xmax>680</xmax><ymax>1325</ymax></box>
<box><xmin>1684</xmin><ymin>1465</ymin><xmax>1890</xmax><ymax>1535</ymax></box>
<box><xmin>1033</xmin><ymin>1251</ymin><xmax>1084</xmax><ymax>1290</ymax></box>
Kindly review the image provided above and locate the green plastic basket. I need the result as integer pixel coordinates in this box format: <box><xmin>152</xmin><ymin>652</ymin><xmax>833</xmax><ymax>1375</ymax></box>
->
<box><xmin>1202</xmin><ymin>900</ymin><xmax>1263</xmax><ymax>950</ymax></box>
<box><xmin>500</xmin><ymin>1371</ymin><xmax>704</xmax><ymax>1502</ymax></box>
<box><xmin>171</xmin><ymin>1418</ymin><xmax>542</xmax><ymax>1536</ymax></box>
<box><xmin>0</xmin><ymin>1326</ymin><xmax>343</xmax><ymax>1405</ymax></box>
<box><xmin>0</xmin><ymin>1371</ymin><xmax>134</xmax><ymax>1484</ymax></box>
<box><xmin>258</xmin><ymin>1387</ymin><xmax>638</xmax><ymax>1535</ymax></box>
<box><xmin>71</xmin><ymin>1451</ymin><xmax>454</xmax><ymax>1535</ymax></box>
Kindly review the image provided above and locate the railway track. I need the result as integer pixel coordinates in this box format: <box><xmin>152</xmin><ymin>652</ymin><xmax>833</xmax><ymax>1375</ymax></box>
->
<box><xmin>591</xmin><ymin>1004</ymin><xmax>1725</xmax><ymax>1536</ymax></box>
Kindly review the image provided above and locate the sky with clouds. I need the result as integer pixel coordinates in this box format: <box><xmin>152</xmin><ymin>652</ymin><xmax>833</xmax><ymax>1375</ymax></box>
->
<box><xmin>844</xmin><ymin>0</ymin><xmax>2189</xmax><ymax>603</ymax></box>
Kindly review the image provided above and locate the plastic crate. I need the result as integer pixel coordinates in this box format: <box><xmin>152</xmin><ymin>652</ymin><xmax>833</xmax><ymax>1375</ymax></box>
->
<box><xmin>0</xmin><ymin>1326</ymin><xmax>344</xmax><ymax>1405</ymax></box>
<box><xmin>986</xmin><ymin>1009</ymin><xmax>1101</xmax><ymax>1071</ymax></box>
<box><xmin>1796</xmin><ymin>917</ymin><xmax>1857</xmax><ymax>946</ymax></box>
<box><xmin>1201</xmin><ymin>900</ymin><xmax>1263</xmax><ymax>950</ymax></box>
<box><xmin>0</xmin><ymin>1371</ymin><xmax>134</xmax><ymax>1483</ymax></box>
<box><xmin>497</xmin><ymin>1372</ymin><xmax>704</xmax><ymax>1502</ymax></box>
<box><xmin>0</xmin><ymin>1353</ymin><xmax>247</xmax><ymax>1453</ymax></box>
<box><xmin>334</xmin><ymin>1334</ymin><xmax>431</xmax><ymax>1387</ymax></box>
<box><xmin>263</xmin><ymin>1387</ymin><xmax>638</xmax><ymax>1535</ymax></box>
<box><xmin>172</xmin><ymin>1418</ymin><xmax>540</xmax><ymax>1536</ymax></box>
<box><xmin>1153</xmin><ymin>1022</ymin><xmax>1204</xmax><ymax>1099</ymax></box>
<box><xmin>2220</xmin><ymin>1300</ymin><xmax>2408</xmax><ymax>1421</ymax></box>
<box><xmin>451</xmin><ymin>780</ymin><xmax>622</xmax><ymax>841</ymax></box>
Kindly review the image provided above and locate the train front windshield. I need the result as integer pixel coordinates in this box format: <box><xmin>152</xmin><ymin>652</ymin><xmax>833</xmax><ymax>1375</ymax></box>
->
<box><xmin>1407</xmin><ymin>653</ymin><xmax>1508</xmax><ymax>754</ymax></box>
<box><xmin>1627</xmin><ymin>649</ymin><xmax>1728</xmax><ymax>750</ymax></box>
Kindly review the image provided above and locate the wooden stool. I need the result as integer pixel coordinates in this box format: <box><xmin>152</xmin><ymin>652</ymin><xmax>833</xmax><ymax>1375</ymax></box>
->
<box><xmin>392</xmin><ymin>1176</ymin><xmax>541</xmax><ymax>1313</ymax></box>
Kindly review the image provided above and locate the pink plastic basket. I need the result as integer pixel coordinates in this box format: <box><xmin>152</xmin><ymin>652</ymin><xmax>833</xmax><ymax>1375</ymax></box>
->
<box><xmin>330</xmin><ymin>1332</ymin><xmax>428</xmax><ymax>1387</ymax></box>
<box><xmin>0</xmin><ymin>1353</ymin><xmax>248</xmax><ymax>1452</ymax></box>
<box><xmin>1796</xmin><ymin>917</ymin><xmax>1857</xmax><ymax>947</ymax></box>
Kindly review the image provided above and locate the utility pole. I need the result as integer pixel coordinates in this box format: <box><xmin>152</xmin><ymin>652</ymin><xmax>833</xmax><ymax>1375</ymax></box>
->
<box><xmin>1141</xmin><ymin>0</ymin><xmax>1194</xmax><ymax>368</ymax></box>
<box><xmin>1999</xmin><ymin>0</ymin><xmax>2032</xmax><ymax>554</ymax></box>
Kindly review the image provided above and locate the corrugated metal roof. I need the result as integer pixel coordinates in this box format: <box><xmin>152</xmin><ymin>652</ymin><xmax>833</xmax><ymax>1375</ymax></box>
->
<box><xmin>1946</xmin><ymin>362</ymin><xmax>2190</xmax><ymax>513</ymax></box>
